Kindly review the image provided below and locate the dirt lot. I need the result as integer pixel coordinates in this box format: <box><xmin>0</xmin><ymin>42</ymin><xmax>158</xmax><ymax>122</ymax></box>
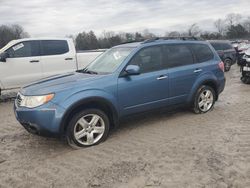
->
<box><xmin>0</xmin><ymin>66</ymin><xmax>250</xmax><ymax>188</ymax></box>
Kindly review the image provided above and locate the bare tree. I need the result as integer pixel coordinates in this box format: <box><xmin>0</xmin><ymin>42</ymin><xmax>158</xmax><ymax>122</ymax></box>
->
<box><xmin>165</xmin><ymin>31</ymin><xmax>181</xmax><ymax>37</ymax></box>
<box><xmin>225</xmin><ymin>13</ymin><xmax>242</xmax><ymax>27</ymax></box>
<box><xmin>187</xmin><ymin>23</ymin><xmax>201</xmax><ymax>36</ymax></box>
<box><xmin>214</xmin><ymin>19</ymin><xmax>226</xmax><ymax>36</ymax></box>
<box><xmin>243</xmin><ymin>16</ymin><xmax>250</xmax><ymax>32</ymax></box>
<box><xmin>0</xmin><ymin>24</ymin><xmax>29</xmax><ymax>48</ymax></box>
<box><xmin>142</xmin><ymin>29</ymin><xmax>156</xmax><ymax>39</ymax></box>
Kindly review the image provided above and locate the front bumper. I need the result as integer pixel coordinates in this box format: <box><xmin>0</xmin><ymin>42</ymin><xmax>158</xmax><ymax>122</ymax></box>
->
<box><xmin>14</xmin><ymin>101</ymin><xmax>66</xmax><ymax>137</ymax></box>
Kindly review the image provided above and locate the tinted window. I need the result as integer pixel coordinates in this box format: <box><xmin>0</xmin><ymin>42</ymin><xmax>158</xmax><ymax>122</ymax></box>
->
<box><xmin>163</xmin><ymin>44</ymin><xmax>194</xmax><ymax>68</ymax></box>
<box><xmin>191</xmin><ymin>44</ymin><xmax>214</xmax><ymax>63</ymax></box>
<box><xmin>210</xmin><ymin>42</ymin><xmax>221</xmax><ymax>50</ymax></box>
<box><xmin>41</xmin><ymin>40</ymin><xmax>69</xmax><ymax>56</ymax></box>
<box><xmin>129</xmin><ymin>46</ymin><xmax>162</xmax><ymax>73</ymax></box>
<box><xmin>221</xmin><ymin>43</ymin><xmax>233</xmax><ymax>50</ymax></box>
<box><xmin>6</xmin><ymin>41</ymin><xmax>40</xmax><ymax>58</ymax></box>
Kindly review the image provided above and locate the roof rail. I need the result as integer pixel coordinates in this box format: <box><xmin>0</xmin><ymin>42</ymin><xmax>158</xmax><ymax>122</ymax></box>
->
<box><xmin>142</xmin><ymin>36</ymin><xmax>203</xmax><ymax>43</ymax></box>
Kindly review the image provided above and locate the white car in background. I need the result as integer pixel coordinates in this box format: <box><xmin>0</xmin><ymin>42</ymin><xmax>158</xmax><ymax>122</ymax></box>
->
<box><xmin>0</xmin><ymin>38</ymin><xmax>105</xmax><ymax>94</ymax></box>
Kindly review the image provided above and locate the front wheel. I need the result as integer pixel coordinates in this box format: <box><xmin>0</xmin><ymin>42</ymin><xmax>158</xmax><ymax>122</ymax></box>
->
<box><xmin>192</xmin><ymin>85</ymin><xmax>216</xmax><ymax>114</ymax></box>
<box><xmin>66</xmin><ymin>108</ymin><xmax>110</xmax><ymax>148</ymax></box>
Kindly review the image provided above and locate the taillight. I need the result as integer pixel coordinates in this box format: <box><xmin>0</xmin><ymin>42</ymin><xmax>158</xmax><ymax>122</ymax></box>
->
<box><xmin>218</xmin><ymin>61</ymin><xmax>224</xmax><ymax>72</ymax></box>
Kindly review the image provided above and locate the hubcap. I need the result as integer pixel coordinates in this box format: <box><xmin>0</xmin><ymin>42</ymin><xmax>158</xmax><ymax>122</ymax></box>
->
<box><xmin>198</xmin><ymin>89</ymin><xmax>214</xmax><ymax>112</ymax></box>
<box><xmin>73</xmin><ymin>114</ymin><xmax>105</xmax><ymax>145</ymax></box>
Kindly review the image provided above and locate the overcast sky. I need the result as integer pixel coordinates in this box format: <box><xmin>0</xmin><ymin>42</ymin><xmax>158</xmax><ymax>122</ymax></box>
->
<box><xmin>0</xmin><ymin>0</ymin><xmax>249</xmax><ymax>37</ymax></box>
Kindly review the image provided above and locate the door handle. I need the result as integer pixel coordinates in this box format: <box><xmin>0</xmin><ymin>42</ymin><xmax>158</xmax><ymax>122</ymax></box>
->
<box><xmin>30</xmin><ymin>60</ymin><xmax>39</xmax><ymax>63</ymax></box>
<box><xmin>194</xmin><ymin>69</ymin><xmax>202</xmax><ymax>73</ymax></box>
<box><xmin>157</xmin><ymin>75</ymin><xmax>168</xmax><ymax>80</ymax></box>
<box><xmin>65</xmin><ymin>58</ymin><xmax>73</xmax><ymax>60</ymax></box>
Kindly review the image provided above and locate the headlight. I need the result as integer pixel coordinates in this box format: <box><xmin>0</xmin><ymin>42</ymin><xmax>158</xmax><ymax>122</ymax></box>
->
<box><xmin>19</xmin><ymin>94</ymin><xmax>54</xmax><ymax>108</ymax></box>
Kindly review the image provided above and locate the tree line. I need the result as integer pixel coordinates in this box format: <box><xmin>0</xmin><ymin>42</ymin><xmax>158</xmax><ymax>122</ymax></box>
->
<box><xmin>1</xmin><ymin>13</ymin><xmax>250</xmax><ymax>50</ymax></box>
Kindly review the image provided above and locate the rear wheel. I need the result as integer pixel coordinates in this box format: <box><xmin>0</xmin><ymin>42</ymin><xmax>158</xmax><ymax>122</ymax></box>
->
<box><xmin>192</xmin><ymin>85</ymin><xmax>216</xmax><ymax>114</ymax></box>
<box><xmin>224</xmin><ymin>58</ymin><xmax>232</xmax><ymax>72</ymax></box>
<box><xmin>66</xmin><ymin>108</ymin><xmax>110</xmax><ymax>148</ymax></box>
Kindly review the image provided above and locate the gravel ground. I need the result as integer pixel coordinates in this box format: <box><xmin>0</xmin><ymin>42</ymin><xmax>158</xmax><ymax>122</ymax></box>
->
<box><xmin>0</xmin><ymin>65</ymin><xmax>250</xmax><ymax>188</ymax></box>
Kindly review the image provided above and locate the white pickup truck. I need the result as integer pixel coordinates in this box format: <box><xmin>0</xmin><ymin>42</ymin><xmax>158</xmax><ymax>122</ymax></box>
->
<box><xmin>0</xmin><ymin>38</ymin><xmax>105</xmax><ymax>94</ymax></box>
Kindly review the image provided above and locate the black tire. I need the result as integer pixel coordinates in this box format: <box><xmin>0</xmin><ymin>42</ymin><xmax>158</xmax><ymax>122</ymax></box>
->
<box><xmin>66</xmin><ymin>108</ymin><xmax>110</xmax><ymax>148</ymax></box>
<box><xmin>192</xmin><ymin>85</ymin><xmax>216</xmax><ymax>114</ymax></box>
<box><xmin>224</xmin><ymin>58</ymin><xmax>232</xmax><ymax>72</ymax></box>
<box><xmin>241</xmin><ymin>76</ymin><xmax>250</xmax><ymax>84</ymax></box>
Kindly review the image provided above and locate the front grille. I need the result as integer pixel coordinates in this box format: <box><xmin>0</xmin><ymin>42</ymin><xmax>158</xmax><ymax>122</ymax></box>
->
<box><xmin>16</xmin><ymin>93</ymin><xmax>23</xmax><ymax>107</ymax></box>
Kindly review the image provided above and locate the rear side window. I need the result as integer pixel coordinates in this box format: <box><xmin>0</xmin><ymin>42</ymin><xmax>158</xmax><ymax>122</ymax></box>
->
<box><xmin>6</xmin><ymin>41</ymin><xmax>40</xmax><ymax>58</ymax></box>
<box><xmin>191</xmin><ymin>44</ymin><xmax>214</xmax><ymax>63</ymax></box>
<box><xmin>129</xmin><ymin>46</ymin><xmax>162</xmax><ymax>73</ymax></box>
<box><xmin>163</xmin><ymin>44</ymin><xmax>194</xmax><ymax>68</ymax></box>
<box><xmin>41</xmin><ymin>40</ymin><xmax>69</xmax><ymax>56</ymax></box>
<box><xmin>221</xmin><ymin>43</ymin><xmax>233</xmax><ymax>50</ymax></box>
<box><xmin>210</xmin><ymin>42</ymin><xmax>221</xmax><ymax>50</ymax></box>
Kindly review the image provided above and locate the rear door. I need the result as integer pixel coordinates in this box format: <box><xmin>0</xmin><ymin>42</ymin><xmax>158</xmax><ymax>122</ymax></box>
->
<box><xmin>40</xmin><ymin>40</ymin><xmax>77</xmax><ymax>78</ymax></box>
<box><xmin>163</xmin><ymin>44</ymin><xmax>201</xmax><ymax>104</ymax></box>
<box><xmin>1</xmin><ymin>41</ymin><xmax>42</xmax><ymax>89</ymax></box>
<box><xmin>118</xmin><ymin>45</ymin><xmax>169</xmax><ymax>115</ymax></box>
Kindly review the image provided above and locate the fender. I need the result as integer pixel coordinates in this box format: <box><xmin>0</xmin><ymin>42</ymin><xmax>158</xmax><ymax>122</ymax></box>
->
<box><xmin>58</xmin><ymin>89</ymin><xmax>119</xmax><ymax>134</ymax></box>
<box><xmin>187</xmin><ymin>72</ymin><xmax>218</xmax><ymax>104</ymax></box>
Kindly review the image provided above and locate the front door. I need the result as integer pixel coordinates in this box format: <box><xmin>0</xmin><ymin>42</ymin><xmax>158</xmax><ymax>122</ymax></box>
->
<box><xmin>118</xmin><ymin>45</ymin><xmax>169</xmax><ymax>116</ymax></box>
<box><xmin>1</xmin><ymin>41</ymin><xmax>42</xmax><ymax>89</ymax></box>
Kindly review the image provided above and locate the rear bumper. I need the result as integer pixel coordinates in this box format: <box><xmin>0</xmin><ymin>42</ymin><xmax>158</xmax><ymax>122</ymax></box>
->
<box><xmin>14</xmin><ymin>101</ymin><xmax>66</xmax><ymax>138</ymax></box>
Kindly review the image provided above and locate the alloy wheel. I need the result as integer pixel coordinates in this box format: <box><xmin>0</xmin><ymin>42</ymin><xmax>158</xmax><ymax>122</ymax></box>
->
<box><xmin>73</xmin><ymin>114</ymin><xmax>105</xmax><ymax>146</ymax></box>
<box><xmin>198</xmin><ymin>89</ymin><xmax>214</xmax><ymax>112</ymax></box>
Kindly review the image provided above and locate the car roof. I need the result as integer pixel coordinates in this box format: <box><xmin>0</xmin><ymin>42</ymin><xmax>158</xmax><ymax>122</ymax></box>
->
<box><xmin>208</xmin><ymin>40</ymin><xmax>231</xmax><ymax>44</ymax></box>
<box><xmin>114</xmin><ymin>39</ymin><xmax>209</xmax><ymax>49</ymax></box>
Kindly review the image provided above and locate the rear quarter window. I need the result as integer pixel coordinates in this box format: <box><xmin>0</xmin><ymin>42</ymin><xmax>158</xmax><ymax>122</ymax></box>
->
<box><xmin>41</xmin><ymin>40</ymin><xmax>69</xmax><ymax>56</ymax></box>
<box><xmin>191</xmin><ymin>44</ymin><xmax>214</xmax><ymax>63</ymax></box>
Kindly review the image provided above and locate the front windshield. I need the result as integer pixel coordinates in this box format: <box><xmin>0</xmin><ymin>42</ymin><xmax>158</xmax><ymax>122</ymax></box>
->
<box><xmin>84</xmin><ymin>47</ymin><xmax>134</xmax><ymax>74</ymax></box>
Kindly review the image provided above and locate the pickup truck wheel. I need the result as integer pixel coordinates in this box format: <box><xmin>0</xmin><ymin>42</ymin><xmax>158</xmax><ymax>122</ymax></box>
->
<box><xmin>224</xmin><ymin>58</ymin><xmax>232</xmax><ymax>72</ymax></box>
<box><xmin>66</xmin><ymin>108</ymin><xmax>110</xmax><ymax>148</ymax></box>
<box><xmin>192</xmin><ymin>85</ymin><xmax>216</xmax><ymax>114</ymax></box>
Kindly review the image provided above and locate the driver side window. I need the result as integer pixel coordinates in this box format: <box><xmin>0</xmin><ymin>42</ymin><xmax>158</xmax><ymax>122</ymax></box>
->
<box><xmin>6</xmin><ymin>41</ymin><xmax>40</xmax><ymax>58</ymax></box>
<box><xmin>129</xmin><ymin>46</ymin><xmax>163</xmax><ymax>73</ymax></box>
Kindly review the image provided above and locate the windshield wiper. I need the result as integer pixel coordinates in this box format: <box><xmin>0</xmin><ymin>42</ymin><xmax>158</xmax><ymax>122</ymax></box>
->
<box><xmin>76</xmin><ymin>68</ymin><xmax>98</xmax><ymax>75</ymax></box>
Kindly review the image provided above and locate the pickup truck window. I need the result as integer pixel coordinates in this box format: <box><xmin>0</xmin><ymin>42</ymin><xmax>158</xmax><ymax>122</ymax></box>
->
<box><xmin>85</xmin><ymin>47</ymin><xmax>134</xmax><ymax>74</ymax></box>
<box><xmin>6</xmin><ymin>41</ymin><xmax>40</xmax><ymax>58</ymax></box>
<box><xmin>41</xmin><ymin>40</ymin><xmax>69</xmax><ymax>56</ymax></box>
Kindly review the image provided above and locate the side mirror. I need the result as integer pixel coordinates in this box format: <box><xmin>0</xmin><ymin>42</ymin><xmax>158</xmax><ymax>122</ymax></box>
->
<box><xmin>0</xmin><ymin>52</ymin><xmax>9</xmax><ymax>62</ymax></box>
<box><xmin>124</xmin><ymin>65</ymin><xmax>140</xmax><ymax>76</ymax></box>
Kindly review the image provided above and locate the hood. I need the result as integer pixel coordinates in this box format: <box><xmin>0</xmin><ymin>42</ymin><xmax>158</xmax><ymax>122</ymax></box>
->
<box><xmin>21</xmin><ymin>72</ymin><xmax>106</xmax><ymax>95</ymax></box>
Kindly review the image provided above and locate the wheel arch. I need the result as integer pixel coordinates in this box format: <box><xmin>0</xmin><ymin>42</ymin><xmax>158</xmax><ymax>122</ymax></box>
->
<box><xmin>187</xmin><ymin>77</ymin><xmax>219</xmax><ymax>105</ymax></box>
<box><xmin>59</xmin><ymin>97</ymin><xmax>119</xmax><ymax>136</ymax></box>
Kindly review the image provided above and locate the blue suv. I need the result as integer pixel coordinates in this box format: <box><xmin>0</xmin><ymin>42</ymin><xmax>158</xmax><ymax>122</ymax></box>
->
<box><xmin>14</xmin><ymin>38</ymin><xmax>225</xmax><ymax>147</ymax></box>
